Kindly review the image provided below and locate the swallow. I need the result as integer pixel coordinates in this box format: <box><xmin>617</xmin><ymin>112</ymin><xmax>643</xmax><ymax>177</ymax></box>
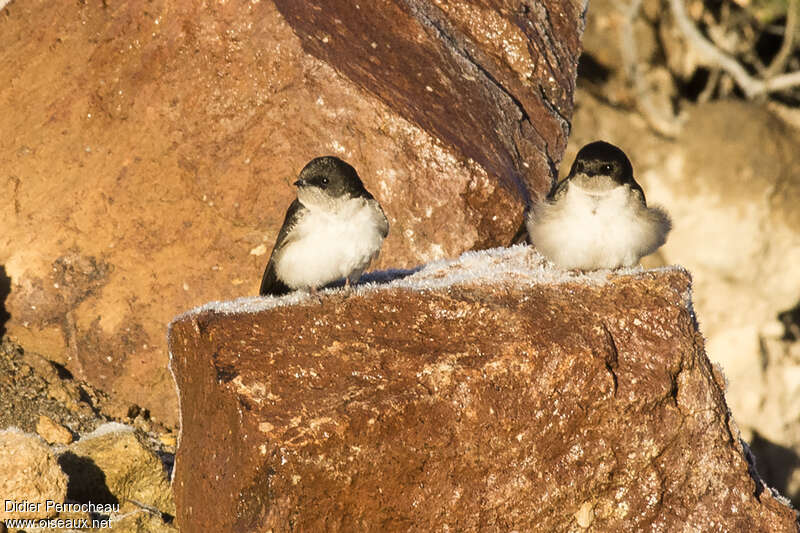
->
<box><xmin>516</xmin><ymin>141</ymin><xmax>671</xmax><ymax>270</ymax></box>
<box><xmin>260</xmin><ymin>156</ymin><xmax>389</xmax><ymax>296</ymax></box>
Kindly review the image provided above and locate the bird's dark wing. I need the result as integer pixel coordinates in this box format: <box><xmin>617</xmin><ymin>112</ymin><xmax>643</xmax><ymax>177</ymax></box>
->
<box><xmin>548</xmin><ymin>176</ymin><xmax>571</xmax><ymax>201</ymax></box>
<box><xmin>510</xmin><ymin>216</ymin><xmax>530</xmax><ymax>245</ymax></box>
<box><xmin>259</xmin><ymin>261</ymin><xmax>291</xmax><ymax>297</ymax></box>
<box><xmin>630</xmin><ymin>180</ymin><xmax>647</xmax><ymax>205</ymax></box>
<box><xmin>359</xmin><ymin>192</ymin><xmax>389</xmax><ymax>239</ymax></box>
<box><xmin>376</xmin><ymin>203</ymin><xmax>389</xmax><ymax>239</ymax></box>
<box><xmin>259</xmin><ymin>199</ymin><xmax>304</xmax><ymax>296</ymax></box>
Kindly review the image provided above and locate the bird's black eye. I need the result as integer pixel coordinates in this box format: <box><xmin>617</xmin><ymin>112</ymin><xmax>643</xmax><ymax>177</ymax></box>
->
<box><xmin>321</xmin><ymin>177</ymin><xmax>329</xmax><ymax>184</ymax></box>
<box><xmin>601</xmin><ymin>163</ymin><xmax>613</xmax><ymax>173</ymax></box>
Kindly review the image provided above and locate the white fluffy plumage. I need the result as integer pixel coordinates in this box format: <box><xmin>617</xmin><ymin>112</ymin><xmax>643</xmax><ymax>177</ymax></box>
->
<box><xmin>274</xmin><ymin>195</ymin><xmax>387</xmax><ymax>290</ymax></box>
<box><xmin>527</xmin><ymin>182</ymin><xmax>671</xmax><ymax>270</ymax></box>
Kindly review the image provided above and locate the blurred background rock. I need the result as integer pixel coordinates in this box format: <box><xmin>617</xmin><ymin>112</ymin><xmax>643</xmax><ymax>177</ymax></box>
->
<box><xmin>572</xmin><ymin>0</ymin><xmax>800</xmax><ymax>506</ymax></box>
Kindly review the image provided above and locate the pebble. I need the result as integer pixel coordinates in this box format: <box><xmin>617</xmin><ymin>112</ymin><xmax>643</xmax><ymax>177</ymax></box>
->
<box><xmin>36</xmin><ymin>414</ymin><xmax>74</xmax><ymax>445</ymax></box>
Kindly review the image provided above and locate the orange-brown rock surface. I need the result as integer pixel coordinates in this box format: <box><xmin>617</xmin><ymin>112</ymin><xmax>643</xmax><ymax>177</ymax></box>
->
<box><xmin>0</xmin><ymin>429</ymin><xmax>67</xmax><ymax>521</ymax></box>
<box><xmin>0</xmin><ymin>0</ymin><xmax>585</xmax><ymax>425</ymax></box>
<box><xmin>168</xmin><ymin>247</ymin><xmax>799</xmax><ymax>531</ymax></box>
<box><xmin>274</xmin><ymin>0</ymin><xmax>584</xmax><ymax>198</ymax></box>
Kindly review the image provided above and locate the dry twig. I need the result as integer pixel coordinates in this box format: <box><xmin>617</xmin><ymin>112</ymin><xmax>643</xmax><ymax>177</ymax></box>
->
<box><xmin>698</xmin><ymin>67</ymin><xmax>722</xmax><ymax>102</ymax></box>
<box><xmin>765</xmin><ymin>0</ymin><xmax>798</xmax><ymax>77</ymax></box>
<box><xmin>668</xmin><ymin>0</ymin><xmax>800</xmax><ymax>98</ymax></box>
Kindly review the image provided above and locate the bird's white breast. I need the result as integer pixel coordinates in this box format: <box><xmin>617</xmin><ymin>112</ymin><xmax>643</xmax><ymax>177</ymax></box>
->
<box><xmin>527</xmin><ymin>184</ymin><xmax>670</xmax><ymax>270</ymax></box>
<box><xmin>275</xmin><ymin>197</ymin><xmax>387</xmax><ymax>290</ymax></box>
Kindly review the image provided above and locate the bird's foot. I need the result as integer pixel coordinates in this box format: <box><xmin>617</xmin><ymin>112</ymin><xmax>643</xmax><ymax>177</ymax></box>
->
<box><xmin>341</xmin><ymin>277</ymin><xmax>356</xmax><ymax>299</ymax></box>
<box><xmin>309</xmin><ymin>286</ymin><xmax>323</xmax><ymax>304</ymax></box>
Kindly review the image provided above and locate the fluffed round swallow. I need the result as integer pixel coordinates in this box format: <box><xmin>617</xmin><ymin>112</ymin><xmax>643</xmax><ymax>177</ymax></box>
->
<box><xmin>259</xmin><ymin>156</ymin><xmax>389</xmax><ymax>296</ymax></box>
<box><xmin>520</xmin><ymin>141</ymin><xmax>671</xmax><ymax>270</ymax></box>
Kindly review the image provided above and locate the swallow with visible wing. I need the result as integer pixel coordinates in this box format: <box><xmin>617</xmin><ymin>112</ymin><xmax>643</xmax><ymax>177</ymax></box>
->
<box><xmin>260</xmin><ymin>156</ymin><xmax>389</xmax><ymax>296</ymax></box>
<box><xmin>517</xmin><ymin>141</ymin><xmax>671</xmax><ymax>270</ymax></box>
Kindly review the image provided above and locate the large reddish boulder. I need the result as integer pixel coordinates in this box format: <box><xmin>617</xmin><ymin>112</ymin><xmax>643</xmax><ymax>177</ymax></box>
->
<box><xmin>0</xmin><ymin>0</ymin><xmax>584</xmax><ymax>425</ymax></box>
<box><xmin>273</xmin><ymin>0</ymin><xmax>584</xmax><ymax>199</ymax></box>
<box><xmin>168</xmin><ymin>247</ymin><xmax>799</xmax><ymax>531</ymax></box>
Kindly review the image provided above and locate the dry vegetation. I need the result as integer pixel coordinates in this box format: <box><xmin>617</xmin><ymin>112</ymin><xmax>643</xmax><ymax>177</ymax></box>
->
<box><xmin>583</xmin><ymin>0</ymin><xmax>800</xmax><ymax>136</ymax></box>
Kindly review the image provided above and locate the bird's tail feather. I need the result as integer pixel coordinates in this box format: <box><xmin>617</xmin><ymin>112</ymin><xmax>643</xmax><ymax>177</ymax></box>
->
<box><xmin>259</xmin><ymin>263</ymin><xmax>291</xmax><ymax>296</ymax></box>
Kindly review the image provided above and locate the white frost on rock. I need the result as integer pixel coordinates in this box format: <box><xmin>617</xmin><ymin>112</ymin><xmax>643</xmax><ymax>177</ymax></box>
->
<box><xmin>0</xmin><ymin>426</ymin><xmax>46</xmax><ymax>441</ymax></box>
<box><xmin>172</xmin><ymin>245</ymin><xmax>688</xmax><ymax>322</ymax></box>
<box><xmin>78</xmin><ymin>422</ymin><xmax>135</xmax><ymax>441</ymax></box>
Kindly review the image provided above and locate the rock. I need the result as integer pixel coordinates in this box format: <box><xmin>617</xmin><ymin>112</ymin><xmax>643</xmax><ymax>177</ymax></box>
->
<box><xmin>36</xmin><ymin>415</ymin><xmax>74</xmax><ymax>445</ymax></box>
<box><xmin>0</xmin><ymin>338</ymin><xmax>110</xmax><ymax>438</ymax></box>
<box><xmin>59</xmin><ymin>424</ymin><xmax>175</xmax><ymax>519</ymax></box>
<box><xmin>46</xmin><ymin>381</ymin><xmax>80</xmax><ymax>411</ymax></box>
<box><xmin>274</xmin><ymin>0</ymin><xmax>585</xmax><ymax>198</ymax></box>
<box><xmin>100</xmin><ymin>507</ymin><xmax>178</xmax><ymax>533</ymax></box>
<box><xmin>0</xmin><ymin>429</ymin><xmax>67</xmax><ymax>521</ymax></box>
<box><xmin>567</xmin><ymin>88</ymin><xmax>800</xmax><ymax>505</ymax></box>
<box><xmin>653</xmin><ymin>100</ymin><xmax>800</xmax><ymax>335</ymax></box>
<box><xmin>574</xmin><ymin>501</ymin><xmax>595</xmax><ymax>528</ymax></box>
<box><xmin>101</xmin><ymin>398</ymin><xmax>139</xmax><ymax>422</ymax></box>
<box><xmin>20</xmin><ymin>350</ymin><xmax>62</xmax><ymax>384</ymax></box>
<box><xmin>168</xmin><ymin>246</ymin><xmax>799</xmax><ymax>531</ymax></box>
<box><xmin>158</xmin><ymin>432</ymin><xmax>176</xmax><ymax>449</ymax></box>
<box><xmin>0</xmin><ymin>0</ymin><xmax>583</xmax><ymax>427</ymax></box>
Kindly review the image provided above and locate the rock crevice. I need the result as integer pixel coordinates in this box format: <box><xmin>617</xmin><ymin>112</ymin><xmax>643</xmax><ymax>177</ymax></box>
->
<box><xmin>273</xmin><ymin>0</ymin><xmax>586</xmax><ymax>200</ymax></box>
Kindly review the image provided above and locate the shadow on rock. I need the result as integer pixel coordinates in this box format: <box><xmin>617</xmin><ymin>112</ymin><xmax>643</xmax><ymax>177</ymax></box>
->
<box><xmin>58</xmin><ymin>451</ymin><xmax>119</xmax><ymax>505</ymax></box>
<box><xmin>749</xmin><ymin>431</ymin><xmax>800</xmax><ymax>507</ymax></box>
<box><xmin>0</xmin><ymin>265</ymin><xmax>10</xmax><ymax>338</ymax></box>
<box><xmin>324</xmin><ymin>267</ymin><xmax>423</xmax><ymax>290</ymax></box>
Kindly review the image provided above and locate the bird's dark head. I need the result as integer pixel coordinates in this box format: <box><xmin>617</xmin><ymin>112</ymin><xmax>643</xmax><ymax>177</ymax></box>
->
<box><xmin>294</xmin><ymin>156</ymin><xmax>370</xmax><ymax>206</ymax></box>
<box><xmin>567</xmin><ymin>141</ymin><xmax>636</xmax><ymax>190</ymax></box>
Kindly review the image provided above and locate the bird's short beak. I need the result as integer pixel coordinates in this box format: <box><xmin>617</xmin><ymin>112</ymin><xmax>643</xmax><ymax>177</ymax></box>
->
<box><xmin>293</xmin><ymin>178</ymin><xmax>306</xmax><ymax>187</ymax></box>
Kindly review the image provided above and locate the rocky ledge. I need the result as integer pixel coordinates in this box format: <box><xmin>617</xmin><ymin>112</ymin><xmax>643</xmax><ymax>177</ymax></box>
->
<box><xmin>168</xmin><ymin>246</ymin><xmax>799</xmax><ymax>531</ymax></box>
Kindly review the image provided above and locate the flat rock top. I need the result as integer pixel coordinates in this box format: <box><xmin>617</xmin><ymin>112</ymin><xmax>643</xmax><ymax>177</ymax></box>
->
<box><xmin>173</xmin><ymin>245</ymin><xmax>691</xmax><ymax>320</ymax></box>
